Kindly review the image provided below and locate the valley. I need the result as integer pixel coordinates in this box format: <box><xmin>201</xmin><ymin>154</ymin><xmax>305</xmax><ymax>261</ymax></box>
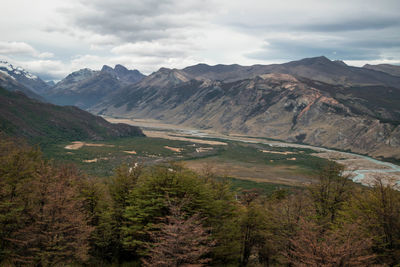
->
<box><xmin>104</xmin><ymin>117</ymin><xmax>400</xmax><ymax>188</ymax></box>
<box><xmin>39</xmin><ymin>115</ymin><xmax>400</xmax><ymax>190</ymax></box>
<box><xmin>2</xmin><ymin>1</ymin><xmax>400</xmax><ymax>264</ymax></box>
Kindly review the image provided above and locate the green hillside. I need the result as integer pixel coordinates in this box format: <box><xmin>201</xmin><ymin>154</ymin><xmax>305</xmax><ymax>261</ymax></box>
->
<box><xmin>0</xmin><ymin>87</ymin><xmax>144</xmax><ymax>143</ymax></box>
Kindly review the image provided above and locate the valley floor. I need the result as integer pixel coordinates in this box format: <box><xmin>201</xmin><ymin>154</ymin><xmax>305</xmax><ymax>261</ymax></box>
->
<box><xmin>104</xmin><ymin>117</ymin><xmax>400</xmax><ymax>189</ymax></box>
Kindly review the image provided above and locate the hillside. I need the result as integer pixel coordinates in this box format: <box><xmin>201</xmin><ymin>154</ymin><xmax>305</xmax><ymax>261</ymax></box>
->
<box><xmin>363</xmin><ymin>64</ymin><xmax>400</xmax><ymax>77</ymax></box>
<box><xmin>183</xmin><ymin>56</ymin><xmax>400</xmax><ymax>87</ymax></box>
<box><xmin>0</xmin><ymin>87</ymin><xmax>144</xmax><ymax>143</ymax></box>
<box><xmin>92</xmin><ymin>68</ymin><xmax>400</xmax><ymax>160</ymax></box>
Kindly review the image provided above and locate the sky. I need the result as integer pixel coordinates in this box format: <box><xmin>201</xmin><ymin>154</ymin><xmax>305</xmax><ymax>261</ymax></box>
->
<box><xmin>1</xmin><ymin>0</ymin><xmax>399</xmax><ymax>80</ymax></box>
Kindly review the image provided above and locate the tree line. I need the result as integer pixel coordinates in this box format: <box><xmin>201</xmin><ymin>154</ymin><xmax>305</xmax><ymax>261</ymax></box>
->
<box><xmin>0</xmin><ymin>136</ymin><xmax>399</xmax><ymax>266</ymax></box>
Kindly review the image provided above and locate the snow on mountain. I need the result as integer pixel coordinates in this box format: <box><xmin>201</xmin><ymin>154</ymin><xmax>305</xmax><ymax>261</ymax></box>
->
<box><xmin>0</xmin><ymin>60</ymin><xmax>49</xmax><ymax>94</ymax></box>
<box><xmin>0</xmin><ymin>60</ymin><xmax>38</xmax><ymax>80</ymax></box>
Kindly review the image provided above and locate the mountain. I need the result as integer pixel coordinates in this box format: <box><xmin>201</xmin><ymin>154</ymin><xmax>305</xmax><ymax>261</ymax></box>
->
<box><xmin>0</xmin><ymin>60</ymin><xmax>50</xmax><ymax>94</ymax></box>
<box><xmin>0</xmin><ymin>71</ymin><xmax>45</xmax><ymax>101</ymax></box>
<box><xmin>91</xmin><ymin>65</ymin><xmax>400</xmax><ymax>160</ymax></box>
<box><xmin>0</xmin><ymin>87</ymin><xmax>144</xmax><ymax>142</ymax></box>
<box><xmin>363</xmin><ymin>64</ymin><xmax>400</xmax><ymax>77</ymax></box>
<box><xmin>44</xmin><ymin>65</ymin><xmax>145</xmax><ymax>109</ymax></box>
<box><xmin>183</xmin><ymin>56</ymin><xmax>400</xmax><ymax>87</ymax></box>
<box><xmin>101</xmin><ymin>64</ymin><xmax>146</xmax><ymax>83</ymax></box>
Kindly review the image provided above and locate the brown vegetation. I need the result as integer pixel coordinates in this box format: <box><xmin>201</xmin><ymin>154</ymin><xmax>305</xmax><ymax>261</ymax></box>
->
<box><xmin>1</xmin><ymin>136</ymin><xmax>400</xmax><ymax>266</ymax></box>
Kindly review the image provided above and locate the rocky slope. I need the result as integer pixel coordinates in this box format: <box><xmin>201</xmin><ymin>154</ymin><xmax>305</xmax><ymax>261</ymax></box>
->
<box><xmin>0</xmin><ymin>87</ymin><xmax>144</xmax><ymax>142</ymax></box>
<box><xmin>0</xmin><ymin>60</ymin><xmax>50</xmax><ymax>95</ymax></box>
<box><xmin>363</xmin><ymin>64</ymin><xmax>400</xmax><ymax>77</ymax></box>
<box><xmin>44</xmin><ymin>65</ymin><xmax>145</xmax><ymax>109</ymax></box>
<box><xmin>92</xmin><ymin>64</ymin><xmax>400</xmax><ymax>160</ymax></box>
<box><xmin>0</xmin><ymin>71</ymin><xmax>45</xmax><ymax>101</ymax></box>
<box><xmin>183</xmin><ymin>56</ymin><xmax>400</xmax><ymax>87</ymax></box>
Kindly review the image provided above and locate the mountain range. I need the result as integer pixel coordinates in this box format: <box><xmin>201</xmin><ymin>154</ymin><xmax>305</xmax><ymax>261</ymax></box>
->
<box><xmin>90</xmin><ymin>57</ymin><xmax>400</xmax><ymax>160</ymax></box>
<box><xmin>44</xmin><ymin>64</ymin><xmax>145</xmax><ymax>109</ymax></box>
<box><xmin>1</xmin><ymin>57</ymin><xmax>399</xmax><ymax>160</ymax></box>
<box><xmin>0</xmin><ymin>61</ymin><xmax>50</xmax><ymax>95</ymax></box>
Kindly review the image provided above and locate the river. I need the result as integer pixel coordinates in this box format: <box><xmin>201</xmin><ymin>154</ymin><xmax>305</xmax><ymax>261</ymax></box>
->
<box><xmin>105</xmin><ymin>117</ymin><xmax>400</xmax><ymax>188</ymax></box>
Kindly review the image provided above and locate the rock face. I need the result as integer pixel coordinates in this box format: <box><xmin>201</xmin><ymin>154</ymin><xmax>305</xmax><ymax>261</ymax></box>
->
<box><xmin>91</xmin><ymin>58</ymin><xmax>400</xmax><ymax>160</ymax></box>
<box><xmin>44</xmin><ymin>65</ymin><xmax>145</xmax><ymax>109</ymax></box>
<box><xmin>0</xmin><ymin>60</ymin><xmax>50</xmax><ymax>95</ymax></box>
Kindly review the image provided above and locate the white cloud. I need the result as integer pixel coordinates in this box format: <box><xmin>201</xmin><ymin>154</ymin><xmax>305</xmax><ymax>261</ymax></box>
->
<box><xmin>0</xmin><ymin>41</ymin><xmax>55</xmax><ymax>59</ymax></box>
<box><xmin>0</xmin><ymin>0</ymin><xmax>399</xmax><ymax>79</ymax></box>
<box><xmin>0</xmin><ymin>41</ymin><xmax>37</xmax><ymax>55</ymax></box>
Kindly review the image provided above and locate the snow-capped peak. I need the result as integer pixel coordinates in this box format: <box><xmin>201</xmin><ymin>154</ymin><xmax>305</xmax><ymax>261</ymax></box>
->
<box><xmin>0</xmin><ymin>60</ymin><xmax>38</xmax><ymax>80</ymax></box>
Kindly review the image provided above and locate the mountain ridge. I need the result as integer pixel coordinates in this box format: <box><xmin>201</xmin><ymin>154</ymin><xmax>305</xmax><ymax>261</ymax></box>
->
<box><xmin>0</xmin><ymin>60</ymin><xmax>50</xmax><ymax>95</ymax></box>
<box><xmin>91</xmin><ymin>64</ymin><xmax>400</xmax><ymax>160</ymax></box>
<box><xmin>44</xmin><ymin>64</ymin><xmax>146</xmax><ymax>109</ymax></box>
<box><xmin>0</xmin><ymin>86</ymin><xmax>144</xmax><ymax>142</ymax></box>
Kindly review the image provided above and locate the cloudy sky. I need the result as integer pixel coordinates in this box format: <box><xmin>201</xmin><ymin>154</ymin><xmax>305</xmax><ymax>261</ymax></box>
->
<box><xmin>1</xmin><ymin>0</ymin><xmax>399</xmax><ymax>80</ymax></box>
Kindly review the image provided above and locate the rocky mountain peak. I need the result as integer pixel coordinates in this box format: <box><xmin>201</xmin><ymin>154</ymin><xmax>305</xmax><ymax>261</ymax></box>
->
<box><xmin>101</xmin><ymin>65</ymin><xmax>114</xmax><ymax>73</ymax></box>
<box><xmin>0</xmin><ymin>60</ymin><xmax>49</xmax><ymax>94</ymax></box>
<box><xmin>64</xmin><ymin>68</ymin><xmax>96</xmax><ymax>82</ymax></box>
<box><xmin>0</xmin><ymin>60</ymin><xmax>38</xmax><ymax>80</ymax></box>
<box><xmin>334</xmin><ymin>60</ymin><xmax>347</xmax><ymax>66</ymax></box>
<box><xmin>114</xmin><ymin>64</ymin><xmax>128</xmax><ymax>73</ymax></box>
<box><xmin>287</xmin><ymin>56</ymin><xmax>333</xmax><ymax>67</ymax></box>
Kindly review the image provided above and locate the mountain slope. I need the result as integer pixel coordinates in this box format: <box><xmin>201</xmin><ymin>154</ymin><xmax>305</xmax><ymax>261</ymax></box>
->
<box><xmin>0</xmin><ymin>60</ymin><xmax>50</xmax><ymax>94</ymax></box>
<box><xmin>183</xmin><ymin>57</ymin><xmax>400</xmax><ymax>88</ymax></box>
<box><xmin>92</xmin><ymin>71</ymin><xmax>400</xmax><ymax>160</ymax></box>
<box><xmin>44</xmin><ymin>65</ymin><xmax>145</xmax><ymax>109</ymax></box>
<box><xmin>0</xmin><ymin>87</ymin><xmax>144</xmax><ymax>142</ymax></box>
<box><xmin>363</xmin><ymin>64</ymin><xmax>400</xmax><ymax>77</ymax></box>
<box><xmin>101</xmin><ymin>64</ymin><xmax>146</xmax><ymax>83</ymax></box>
<box><xmin>0</xmin><ymin>72</ymin><xmax>45</xmax><ymax>101</ymax></box>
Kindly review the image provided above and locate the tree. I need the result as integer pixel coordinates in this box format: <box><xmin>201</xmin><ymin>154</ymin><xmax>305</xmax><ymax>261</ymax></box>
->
<box><xmin>142</xmin><ymin>200</ymin><xmax>214</xmax><ymax>267</ymax></box>
<box><xmin>309</xmin><ymin>162</ymin><xmax>352</xmax><ymax>226</ymax></box>
<box><xmin>6</xmin><ymin>164</ymin><xmax>92</xmax><ymax>266</ymax></box>
<box><xmin>253</xmin><ymin>189</ymin><xmax>314</xmax><ymax>266</ymax></box>
<box><xmin>0</xmin><ymin>137</ymin><xmax>43</xmax><ymax>263</ymax></box>
<box><xmin>108</xmin><ymin>162</ymin><xmax>142</xmax><ymax>262</ymax></box>
<box><xmin>348</xmin><ymin>177</ymin><xmax>400</xmax><ymax>265</ymax></box>
<box><xmin>238</xmin><ymin>200</ymin><xmax>268</xmax><ymax>267</ymax></box>
<box><xmin>122</xmin><ymin>164</ymin><xmax>240</xmax><ymax>264</ymax></box>
<box><xmin>286</xmin><ymin>218</ymin><xmax>375</xmax><ymax>266</ymax></box>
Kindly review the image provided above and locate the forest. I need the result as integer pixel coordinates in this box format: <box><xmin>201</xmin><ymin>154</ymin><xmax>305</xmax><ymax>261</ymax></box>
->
<box><xmin>1</xmin><ymin>136</ymin><xmax>400</xmax><ymax>267</ymax></box>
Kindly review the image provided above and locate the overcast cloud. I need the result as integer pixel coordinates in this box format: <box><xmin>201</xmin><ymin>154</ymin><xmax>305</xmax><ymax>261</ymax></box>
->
<box><xmin>0</xmin><ymin>0</ymin><xmax>399</xmax><ymax>80</ymax></box>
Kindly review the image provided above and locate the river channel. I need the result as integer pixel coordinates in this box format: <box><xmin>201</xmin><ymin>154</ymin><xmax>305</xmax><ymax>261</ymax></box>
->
<box><xmin>106</xmin><ymin>117</ymin><xmax>400</xmax><ymax>188</ymax></box>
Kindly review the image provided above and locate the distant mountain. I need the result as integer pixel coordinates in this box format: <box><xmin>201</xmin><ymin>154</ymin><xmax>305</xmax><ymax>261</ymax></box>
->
<box><xmin>0</xmin><ymin>60</ymin><xmax>50</xmax><ymax>94</ymax></box>
<box><xmin>92</xmin><ymin>65</ymin><xmax>400</xmax><ymax>160</ymax></box>
<box><xmin>0</xmin><ymin>71</ymin><xmax>45</xmax><ymax>101</ymax></box>
<box><xmin>0</xmin><ymin>87</ymin><xmax>144</xmax><ymax>143</ymax></box>
<box><xmin>183</xmin><ymin>56</ymin><xmax>400</xmax><ymax>87</ymax></box>
<box><xmin>46</xmin><ymin>80</ymin><xmax>56</xmax><ymax>87</ymax></box>
<box><xmin>101</xmin><ymin>64</ymin><xmax>146</xmax><ymax>83</ymax></box>
<box><xmin>363</xmin><ymin>64</ymin><xmax>400</xmax><ymax>77</ymax></box>
<box><xmin>44</xmin><ymin>65</ymin><xmax>145</xmax><ymax>109</ymax></box>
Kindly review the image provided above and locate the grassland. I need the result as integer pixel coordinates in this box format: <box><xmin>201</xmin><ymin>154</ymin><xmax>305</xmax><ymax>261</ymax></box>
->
<box><xmin>40</xmin><ymin>133</ymin><xmax>329</xmax><ymax>189</ymax></box>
